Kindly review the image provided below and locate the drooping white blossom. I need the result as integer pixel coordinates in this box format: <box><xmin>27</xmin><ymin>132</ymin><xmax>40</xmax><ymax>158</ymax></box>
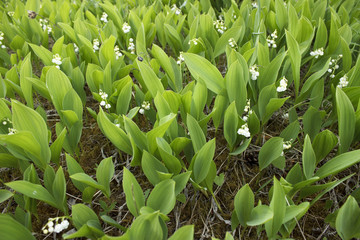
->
<box><xmin>249</xmin><ymin>65</ymin><xmax>259</xmax><ymax>80</ymax></box>
<box><xmin>237</xmin><ymin>124</ymin><xmax>251</xmax><ymax>138</ymax></box>
<box><xmin>276</xmin><ymin>76</ymin><xmax>288</xmax><ymax>92</ymax></box>
<box><xmin>100</xmin><ymin>12</ymin><xmax>108</xmax><ymax>23</ymax></box>
<box><xmin>310</xmin><ymin>48</ymin><xmax>324</xmax><ymax>58</ymax></box>
<box><xmin>122</xmin><ymin>22</ymin><xmax>131</xmax><ymax>33</ymax></box>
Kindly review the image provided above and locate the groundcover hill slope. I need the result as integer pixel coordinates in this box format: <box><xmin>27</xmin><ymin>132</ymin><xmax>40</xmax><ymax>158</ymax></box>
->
<box><xmin>1</xmin><ymin>0</ymin><xmax>360</xmax><ymax>239</ymax></box>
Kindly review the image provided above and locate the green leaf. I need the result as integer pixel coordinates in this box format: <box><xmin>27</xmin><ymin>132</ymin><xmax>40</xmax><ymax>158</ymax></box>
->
<box><xmin>147</xmin><ymin>179</ymin><xmax>176</xmax><ymax>215</ymax></box>
<box><xmin>246</xmin><ymin>205</ymin><xmax>273</xmax><ymax>226</ymax></box>
<box><xmin>137</xmin><ymin>60</ymin><xmax>164</xmax><ymax>98</ymax></box>
<box><xmin>29</xmin><ymin>43</ymin><xmax>53</xmax><ymax>66</ymax></box>
<box><xmin>52</xmin><ymin>167</ymin><xmax>67</xmax><ymax>213</ymax></box>
<box><xmin>124</xmin><ymin>116</ymin><xmax>148</xmax><ymax>151</ymax></box>
<box><xmin>0</xmin><ymin>190</ymin><xmax>13</xmax><ymax>203</ymax></box>
<box><xmin>187</xmin><ymin>114</ymin><xmax>206</xmax><ymax>153</ymax></box>
<box><xmin>265</xmin><ymin>178</ymin><xmax>286</xmax><ymax>238</ymax></box>
<box><xmin>168</xmin><ymin>225</ymin><xmax>194</xmax><ymax>240</ymax></box>
<box><xmin>224</xmin><ymin>102</ymin><xmax>238</xmax><ymax>149</ymax></box>
<box><xmin>5</xmin><ymin>181</ymin><xmax>57</xmax><ymax>208</ymax></box>
<box><xmin>285</xmin><ymin>30</ymin><xmax>301</xmax><ymax>95</ymax></box>
<box><xmin>312</xmin><ymin>130</ymin><xmax>338</xmax><ymax>163</ymax></box>
<box><xmin>151</xmin><ymin>44</ymin><xmax>176</xmax><ymax>90</ymax></box>
<box><xmin>193</xmin><ymin>139</ymin><xmax>216</xmax><ymax>183</ymax></box>
<box><xmin>213</xmin><ymin>26</ymin><xmax>244</xmax><ymax>58</ymax></box>
<box><xmin>0</xmin><ymin>214</ymin><xmax>36</xmax><ymax>240</ymax></box>
<box><xmin>302</xmin><ymin>135</ymin><xmax>316</xmax><ymax>179</ymax></box>
<box><xmin>12</xmin><ymin>100</ymin><xmax>50</xmax><ymax>164</ymax></box>
<box><xmin>183</xmin><ymin>53</ymin><xmax>224</xmax><ymax>94</ymax></box>
<box><xmin>96</xmin><ymin>157</ymin><xmax>114</xmax><ymax>198</ymax></box>
<box><xmin>147</xmin><ymin>113</ymin><xmax>176</xmax><ymax>154</ymax></box>
<box><xmin>70</xmin><ymin>173</ymin><xmax>104</xmax><ymax>192</ymax></box>
<box><xmin>226</xmin><ymin>61</ymin><xmax>247</xmax><ymax>115</ymax></box>
<box><xmin>19</xmin><ymin>53</ymin><xmax>33</xmax><ymax>108</ymax></box>
<box><xmin>97</xmin><ymin>108</ymin><xmax>132</xmax><ymax>154</ymax></box>
<box><xmin>72</xmin><ymin>203</ymin><xmax>101</xmax><ymax>230</ymax></box>
<box><xmin>336</xmin><ymin>87</ymin><xmax>355</xmax><ymax>153</ymax></box>
<box><xmin>259</xmin><ymin>137</ymin><xmax>284</xmax><ymax>170</ymax></box>
<box><xmin>283</xmin><ymin>202</ymin><xmax>309</xmax><ymax>223</ymax></box>
<box><xmin>128</xmin><ymin>212</ymin><xmax>165</xmax><ymax>240</ymax></box>
<box><xmin>336</xmin><ymin>196</ymin><xmax>360</xmax><ymax>240</ymax></box>
<box><xmin>263</xmin><ymin>97</ymin><xmax>290</xmax><ymax>124</ymax></box>
<box><xmin>142</xmin><ymin>151</ymin><xmax>168</xmax><ymax>185</ymax></box>
<box><xmin>172</xmin><ymin>171</ymin><xmax>192</xmax><ymax>196</ymax></box>
<box><xmin>234</xmin><ymin>184</ymin><xmax>254</xmax><ymax>227</ymax></box>
<box><xmin>315</xmin><ymin>149</ymin><xmax>360</xmax><ymax>179</ymax></box>
<box><xmin>50</xmin><ymin>127</ymin><xmax>67</xmax><ymax>165</ymax></box>
<box><xmin>122</xmin><ymin>167</ymin><xmax>145</xmax><ymax>217</ymax></box>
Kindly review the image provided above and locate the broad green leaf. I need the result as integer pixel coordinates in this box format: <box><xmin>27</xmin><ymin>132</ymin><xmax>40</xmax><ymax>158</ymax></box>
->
<box><xmin>315</xmin><ymin>149</ymin><xmax>360</xmax><ymax>179</ymax></box>
<box><xmin>52</xmin><ymin>167</ymin><xmax>67</xmax><ymax>213</ymax></box>
<box><xmin>70</xmin><ymin>173</ymin><xmax>104</xmax><ymax>192</ymax></box>
<box><xmin>230</xmin><ymin>138</ymin><xmax>251</xmax><ymax>156</ymax></box>
<box><xmin>246</xmin><ymin>205</ymin><xmax>273</xmax><ymax>226</ymax></box>
<box><xmin>285</xmin><ymin>30</ymin><xmax>301</xmax><ymax>95</ymax></box>
<box><xmin>147</xmin><ymin>113</ymin><xmax>176</xmax><ymax>154</ymax></box>
<box><xmin>187</xmin><ymin>114</ymin><xmax>206</xmax><ymax>153</ymax></box>
<box><xmin>128</xmin><ymin>212</ymin><xmax>165</xmax><ymax>240</ymax></box>
<box><xmin>124</xmin><ymin>116</ymin><xmax>148</xmax><ymax>151</ymax></box>
<box><xmin>213</xmin><ymin>26</ymin><xmax>244</xmax><ymax>58</ymax></box>
<box><xmin>302</xmin><ymin>135</ymin><xmax>316</xmax><ymax>179</ymax></box>
<box><xmin>263</xmin><ymin>97</ymin><xmax>289</xmax><ymax>124</ymax></box>
<box><xmin>97</xmin><ymin>108</ymin><xmax>132</xmax><ymax>154</ymax></box>
<box><xmin>226</xmin><ymin>61</ymin><xmax>247</xmax><ymax>115</ymax></box>
<box><xmin>147</xmin><ymin>179</ymin><xmax>176</xmax><ymax>215</ymax></box>
<box><xmin>151</xmin><ymin>44</ymin><xmax>176</xmax><ymax>90</ymax></box>
<box><xmin>336</xmin><ymin>88</ymin><xmax>355</xmax><ymax>153</ymax></box>
<box><xmin>173</xmin><ymin>171</ymin><xmax>192</xmax><ymax>196</ymax></box>
<box><xmin>0</xmin><ymin>190</ymin><xmax>13</xmax><ymax>203</ymax></box>
<box><xmin>168</xmin><ymin>225</ymin><xmax>194</xmax><ymax>240</ymax></box>
<box><xmin>336</xmin><ymin>196</ymin><xmax>360</xmax><ymax>240</ymax></box>
<box><xmin>5</xmin><ymin>181</ymin><xmax>57</xmax><ymax>208</ymax></box>
<box><xmin>258</xmin><ymin>52</ymin><xmax>286</xmax><ymax>91</ymax></box>
<box><xmin>312</xmin><ymin>130</ymin><xmax>338</xmax><ymax>163</ymax></box>
<box><xmin>142</xmin><ymin>151</ymin><xmax>168</xmax><ymax>185</ymax></box>
<box><xmin>96</xmin><ymin>157</ymin><xmax>114</xmax><ymax>198</ymax></box>
<box><xmin>265</xmin><ymin>178</ymin><xmax>286</xmax><ymax>238</ymax></box>
<box><xmin>137</xmin><ymin>60</ymin><xmax>164</xmax><ymax>98</ymax></box>
<box><xmin>123</xmin><ymin>167</ymin><xmax>145</xmax><ymax>217</ymax></box>
<box><xmin>29</xmin><ymin>43</ymin><xmax>53</xmax><ymax>66</ymax></box>
<box><xmin>72</xmin><ymin>204</ymin><xmax>100</xmax><ymax>230</ymax></box>
<box><xmin>183</xmin><ymin>53</ymin><xmax>224</xmax><ymax>94</ymax></box>
<box><xmin>224</xmin><ymin>102</ymin><xmax>238</xmax><ymax>149</ymax></box>
<box><xmin>0</xmin><ymin>214</ymin><xmax>36</xmax><ymax>240</ymax></box>
<box><xmin>19</xmin><ymin>53</ymin><xmax>33</xmax><ymax>108</ymax></box>
<box><xmin>283</xmin><ymin>202</ymin><xmax>309</xmax><ymax>223</ymax></box>
<box><xmin>234</xmin><ymin>184</ymin><xmax>254</xmax><ymax>227</ymax></box>
<box><xmin>193</xmin><ymin>139</ymin><xmax>216</xmax><ymax>183</ymax></box>
<box><xmin>50</xmin><ymin>127</ymin><xmax>67</xmax><ymax>165</ymax></box>
<box><xmin>259</xmin><ymin>137</ymin><xmax>284</xmax><ymax>170</ymax></box>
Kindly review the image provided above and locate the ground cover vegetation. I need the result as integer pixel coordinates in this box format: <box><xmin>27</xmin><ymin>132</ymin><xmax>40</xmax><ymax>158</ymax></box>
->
<box><xmin>0</xmin><ymin>0</ymin><xmax>360</xmax><ymax>239</ymax></box>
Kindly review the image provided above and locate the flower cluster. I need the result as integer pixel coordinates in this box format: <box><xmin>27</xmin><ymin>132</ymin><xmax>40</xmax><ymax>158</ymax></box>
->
<box><xmin>177</xmin><ymin>52</ymin><xmax>184</xmax><ymax>65</ymax></box>
<box><xmin>237</xmin><ymin>123</ymin><xmax>250</xmax><ymax>138</ymax></box>
<box><xmin>0</xmin><ymin>32</ymin><xmax>5</xmax><ymax>49</ymax></box>
<box><xmin>139</xmin><ymin>101</ymin><xmax>150</xmax><ymax>114</ymax></box>
<box><xmin>337</xmin><ymin>74</ymin><xmax>349</xmax><ymax>88</ymax></box>
<box><xmin>281</xmin><ymin>140</ymin><xmax>292</xmax><ymax>156</ymax></box>
<box><xmin>276</xmin><ymin>76</ymin><xmax>288</xmax><ymax>92</ymax></box>
<box><xmin>228</xmin><ymin>38</ymin><xmax>237</xmax><ymax>48</ymax></box>
<box><xmin>52</xmin><ymin>54</ymin><xmax>62</xmax><ymax>69</ymax></box>
<box><xmin>249</xmin><ymin>65</ymin><xmax>259</xmax><ymax>80</ymax></box>
<box><xmin>252</xmin><ymin>2</ymin><xmax>258</xmax><ymax>8</ymax></box>
<box><xmin>99</xmin><ymin>89</ymin><xmax>111</xmax><ymax>109</ymax></box>
<box><xmin>267</xmin><ymin>30</ymin><xmax>277</xmax><ymax>48</ymax></box>
<box><xmin>42</xmin><ymin>217</ymin><xmax>69</xmax><ymax>234</ymax></box>
<box><xmin>188</xmin><ymin>38</ymin><xmax>199</xmax><ymax>46</ymax></box>
<box><xmin>114</xmin><ymin>45</ymin><xmax>122</xmax><ymax>59</ymax></box>
<box><xmin>213</xmin><ymin>20</ymin><xmax>227</xmax><ymax>34</ymax></box>
<box><xmin>100</xmin><ymin>12</ymin><xmax>108</xmax><ymax>23</ymax></box>
<box><xmin>171</xmin><ymin>4</ymin><xmax>181</xmax><ymax>15</ymax></box>
<box><xmin>2</xmin><ymin>118</ymin><xmax>11</xmax><ymax>126</ymax></box>
<box><xmin>310</xmin><ymin>47</ymin><xmax>324</xmax><ymax>58</ymax></box>
<box><xmin>242</xmin><ymin>99</ymin><xmax>252</xmax><ymax>122</ymax></box>
<box><xmin>73</xmin><ymin>43</ymin><xmax>79</xmax><ymax>53</ymax></box>
<box><xmin>8</xmin><ymin>128</ymin><xmax>17</xmax><ymax>135</ymax></box>
<box><xmin>39</xmin><ymin>19</ymin><xmax>52</xmax><ymax>34</ymax></box>
<box><xmin>128</xmin><ymin>38</ymin><xmax>135</xmax><ymax>54</ymax></box>
<box><xmin>93</xmin><ymin>39</ymin><xmax>100</xmax><ymax>52</ymax></box>
<box><xmin>328</xmin><ymin>54</ymin><xmax>342</xmax><ymax>78</ymax></box>
<box><xmin>7</xmin><ymin>11</ymin><xmax>14</xmax><ymax>16</ymax></box>
<box><xmin>122</xmin><ymin>22</ymin><xmax>131</xmax><ymax>34</ymax></box>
